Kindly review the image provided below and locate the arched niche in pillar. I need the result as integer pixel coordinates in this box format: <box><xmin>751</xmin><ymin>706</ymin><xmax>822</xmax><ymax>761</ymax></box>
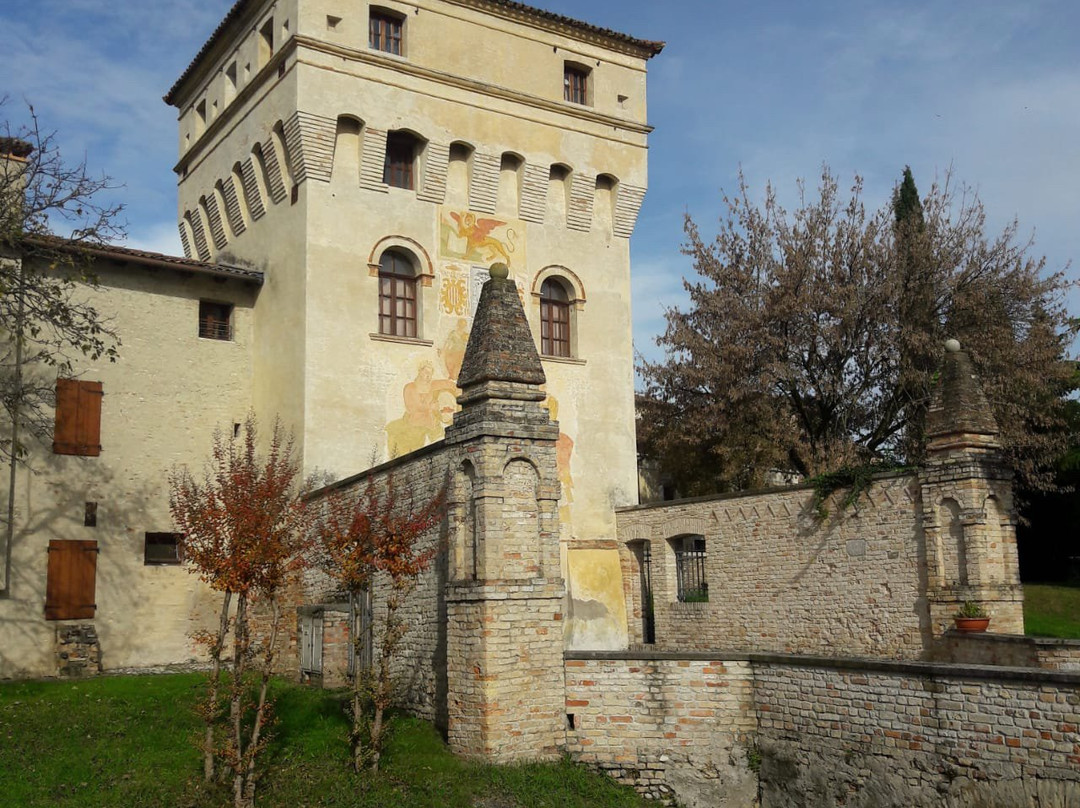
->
<box><xmin>501</xmin><ymin>458</ymin><xmax>541</xmax><ymax>579</ymax></box>
<box><xmin>939</xmin><ymin>497</ymin><xmax>967</xmax><ymax>586</ymax></box>
<box><xmin>451</xmin><ymin>460</ymin><xmax>477</xmax><ymax>582</ymax></box>
<box><xmin>983</xmin><ymin>494</ymin><xmax>1010</xmax><ymax>585</ymax></box>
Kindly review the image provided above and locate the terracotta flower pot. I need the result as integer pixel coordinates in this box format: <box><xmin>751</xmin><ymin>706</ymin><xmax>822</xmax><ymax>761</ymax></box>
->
<box><xmin>954</xmin><ymin>616</ymin><xmax>991</xmax><ymax>633</ymax></box>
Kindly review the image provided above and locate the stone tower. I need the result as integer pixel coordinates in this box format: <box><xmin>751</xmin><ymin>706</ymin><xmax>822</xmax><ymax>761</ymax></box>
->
<box><xmin>165</xmin><ymin>0</ymin><xmax>662</xmax><ymax>651</ymax></box>
<box><xmin>442</xmin><ymin>263</ymin><xmax>565</xmax><ymax>762</ymax></box>
<box><xmin>920</xmin><ymin>339</ymin><xmax>1024</xmax><ymax>635</ymax></box>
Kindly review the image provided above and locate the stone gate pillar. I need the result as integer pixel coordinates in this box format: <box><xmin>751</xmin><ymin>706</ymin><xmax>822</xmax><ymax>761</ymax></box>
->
<box><xmin>919</xmin><ymin>339</ymin><xmax>1024</xmax><ymax>635</ymax></box>
<box><xmin>442</xmin><ymin>264</ymin><xmax>565</xmax><ymax>762</ymax></box>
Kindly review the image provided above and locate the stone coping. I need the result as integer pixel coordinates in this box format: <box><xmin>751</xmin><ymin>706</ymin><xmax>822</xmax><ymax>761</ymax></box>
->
<box><xmin>946</xmin><ymin>630</ymin><xmax>1080</xmax><ymax>648</ymax></box>
<box><xmin>616</xmin><ymin>469</ymin><xmax>913</xmax><ymax>514</ymax></box>
<box><xmin>565</xmin><ymin>649</ymin><xmax>1080</xmax><ymax>685</ymax></box>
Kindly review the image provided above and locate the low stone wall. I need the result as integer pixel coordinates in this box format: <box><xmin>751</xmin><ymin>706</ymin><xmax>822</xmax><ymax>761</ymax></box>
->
<box><xmin>565</xmin><ymin>651</ymin><xmax>1080</xmax><ymax>807</ymax></box>
<box><xmin>755</xmin><ymin>655</ymin><xmax>1080</xmax><ymax>807</ymax></box>
<box><xmin>941</xmin><ymin>631</ymin><xmax>1080</xmax><ymax>672</ymax></box>
<box><xmin>564</xmin><ymin>652</ymin><xmax>758</xmax><ymax>806</ymax></box>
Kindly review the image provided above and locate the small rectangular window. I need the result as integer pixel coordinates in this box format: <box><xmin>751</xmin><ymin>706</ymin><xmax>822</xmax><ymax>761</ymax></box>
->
<box><xmin>84</xmin><ymin>502</ymin><xmax>98</xmax><ymax>528</ymax></box>
<box><xmin>53</xmin><ymin>379</ymin><xmax>103</xmax><ymax>457</ymax></box>
<box><xmin>145</xmin><ymin>533</ymin><xmax>183</xmax><ymax>566</ymax></box>
<box><xmin>564</xmin><ymin>64</ymin><xmax>590</xmax><ymax>105</ymax></box>
<box><xmin>199</xmin><ymin>301</ymin><xmax>233</xmax><ymax>340</ymax></box>
<box><xmin>369</xmin><ymin>10</ymin><xmax>403</xmax><ymax>55</ymax></box>
<box><xmin>383</xmin><ymin>131</ymin><xmax>416</xmax><ymax>189</ymax></box>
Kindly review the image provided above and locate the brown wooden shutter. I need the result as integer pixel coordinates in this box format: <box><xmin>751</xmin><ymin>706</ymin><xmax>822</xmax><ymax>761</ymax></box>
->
<box><xmin>53</xmin><ymin>378</ymin><xmax>79</xmax><ymax>455</ymax></box>
<box><xmin>53</xmin><ymin>379</ymin><xmax>103</xmax><ymax>456</ymax></box>
<box><xmin>44</xmin><ymin>540</ymin><xmax>98</xmax><ymax>620</ymax></box>
<box><xmin>77</xmin><ymin>381</ymin><xmax>103</xmax><ymax>456</ymax></box>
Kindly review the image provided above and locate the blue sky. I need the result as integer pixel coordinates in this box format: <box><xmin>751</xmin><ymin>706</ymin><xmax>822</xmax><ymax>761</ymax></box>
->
<box><xmin>4</xmin><ymin>0</ymin><xmax>1078</xmax><ymax>365</ymax></box>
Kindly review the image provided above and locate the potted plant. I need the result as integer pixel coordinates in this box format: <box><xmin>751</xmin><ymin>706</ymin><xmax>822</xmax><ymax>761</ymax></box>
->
<box><xmin>954</xmin><ymin>600</ymin><xmax>991</xmax><ymax>633</ymax></box>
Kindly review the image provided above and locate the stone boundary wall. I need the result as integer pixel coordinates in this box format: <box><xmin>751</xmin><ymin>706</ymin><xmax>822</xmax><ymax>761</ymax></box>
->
<box><xmin>565</xmin><ymin>651</ymin><xmax>1080</xmax><ymax>807</ymax></box>
<box><xmin>616</xmin><ymin>474</ymin><xmax>932</xmax><ymax>658</ymax></box>
<box><xmin>305</xmin><ymin>441</ymin><xmax>453</xmax><ymax>725</ymax></box>
<box><xmin>941</xmin><ymin>631</ymin><xmax>1080</xmax><ymax>672</ymax></box>
<box><xmin>754</xmin><ymin>654</ymin><xmax>1080</xmax><ymax>807</ymax></box>
<box><xmin>564</xmin><ymin>652</ymin><xmax>758</xmax><ymax>806</ymax></box>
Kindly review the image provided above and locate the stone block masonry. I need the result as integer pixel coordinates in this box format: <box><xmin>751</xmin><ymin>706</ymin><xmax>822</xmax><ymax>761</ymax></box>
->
<box><xmin>756</xmin><ymin>655</ymin><xmax>1080</xmax><ymax>807</ymax></box>
<box><xmin>564</xmin><ymin>651</ymin><xmax>1080</xmax><ymax>807</ymax></box>
<box><xmin>564</xmin><ymin>652</ymin><xmax>758</xmax><ymax>806</ymax></box>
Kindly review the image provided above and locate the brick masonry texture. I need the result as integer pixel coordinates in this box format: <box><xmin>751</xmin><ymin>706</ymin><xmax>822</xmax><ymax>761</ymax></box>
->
<box><xmin>565</xmin><ymin>652</ymin><xmax>1080</xmax><ymax>807</ymax></box>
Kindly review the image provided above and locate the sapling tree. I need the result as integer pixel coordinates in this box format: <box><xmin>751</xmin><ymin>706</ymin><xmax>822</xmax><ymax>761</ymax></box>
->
<box><xmin>169</xmin><ymin>416</ymin><xmax>310</xmax><ymax>808</ymax></box>
<box><xmin>311</xmin><ymin>474</ymin><xmax>445</xmax><ymax>772</ymax></box>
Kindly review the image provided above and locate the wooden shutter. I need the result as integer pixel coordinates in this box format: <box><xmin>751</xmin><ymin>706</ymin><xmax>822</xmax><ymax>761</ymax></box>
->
<box><xmin>44</xmin><ymin>540</ymin><xmax>98</xmax><ymax>620</ymax></box>
<box><xmin>53</xmin><ymin>379</ymin><xmax>103</xmax><ymax>456</ymax></box>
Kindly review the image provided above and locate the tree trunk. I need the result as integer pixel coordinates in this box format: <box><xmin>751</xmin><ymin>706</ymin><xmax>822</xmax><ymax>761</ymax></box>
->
<box><xmin>205</xmin><ymin>589</ymin><xmax>233</xmax><ymax>781</ymax></box>
<box><xmin>242</xmin><ymin>597</ymin><xmax>279</xmax><ymax>806</ymax></box>
<box><xmin>231</xmin><ymin>592</ymin><xmax>249</xmax><ymax>808</ymax></box>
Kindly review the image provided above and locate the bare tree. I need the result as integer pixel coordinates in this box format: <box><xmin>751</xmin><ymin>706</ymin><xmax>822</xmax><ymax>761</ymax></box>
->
<box><xmin>0</xmin><ymin>99</ymin><xmax>122</xmax><ymax>596</ymax></box>
<box><xmin>639</xmin><ymin>166</ymin><xmax>1077</xmax><ymax>496</ymax></box>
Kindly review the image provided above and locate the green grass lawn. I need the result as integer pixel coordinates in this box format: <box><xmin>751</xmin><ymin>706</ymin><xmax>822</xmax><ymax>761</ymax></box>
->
<box><xmin>0</xmin><ymin>674</ymin><xmax>647</xmax><ymax>808</ymax></box>
<box><xmin>1024</xmin><ymin>583</ymin><xmax>1080</xmax><ymax>639</ymax></box>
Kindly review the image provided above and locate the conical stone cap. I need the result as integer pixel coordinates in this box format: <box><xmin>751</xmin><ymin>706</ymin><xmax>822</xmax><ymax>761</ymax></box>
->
<box><xmin>457</xmin><ymin>263</ymin><xmax>546</xmax><ymax>391</ymax></box>
<box><xmin>925</xmin><ymin>339</ymin><xmax>1000</xmax><ymax>448</ymax></box>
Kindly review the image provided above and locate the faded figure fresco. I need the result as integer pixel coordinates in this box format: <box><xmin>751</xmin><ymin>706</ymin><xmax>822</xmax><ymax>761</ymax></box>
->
<box><xmin>439</xmin><ymin>317</ymin><xmax>470</xmax><ymax>381</ymax></box>
<box><xmin>385</xmin><ymin>361</ymin><xmax>459</xmax><ymax>458</ymax></box>
<box><xmin>543</xmin><ymin>394</ymin><xmax>575</xmax><ymax>521</ymax></box>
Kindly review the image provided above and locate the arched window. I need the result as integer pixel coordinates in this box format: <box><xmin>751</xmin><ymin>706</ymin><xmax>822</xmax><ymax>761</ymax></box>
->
<box><xmin>378</xmin><ymin>249</ymin><xmax>417</xmax><ymax>337</ymax></box>
<box><xmin>539</xmin><ymin>278</ymin><xmax>571</xmax><ymax>357</ymax></box>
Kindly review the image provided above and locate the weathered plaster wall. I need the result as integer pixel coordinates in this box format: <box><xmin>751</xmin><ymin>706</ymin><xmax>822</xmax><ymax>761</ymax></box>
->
<box><xmin>0</xmin><ymin>259</ymin><xmax>257</xmax><ymax>679</ymax></box>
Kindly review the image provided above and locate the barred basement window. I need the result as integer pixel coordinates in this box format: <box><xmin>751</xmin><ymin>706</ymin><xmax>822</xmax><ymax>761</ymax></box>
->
<box><xmin>144</xmin><ymin>532</ymin><xmax>183</xmax><ymax>566</ymax></box>
<box><xmin>369</xmin><ymin>8</ymin><xmax>403</xmax><ymax>55</ymax></box>
<box><xmin>671</xmin><ymin>535</ymin><xmax>708</xmax><ymax>602</ymax></box>
<box><xmin>199</xmin><ymin>301</ymin><xmax>233</xmax><ymax>340</ymax></box>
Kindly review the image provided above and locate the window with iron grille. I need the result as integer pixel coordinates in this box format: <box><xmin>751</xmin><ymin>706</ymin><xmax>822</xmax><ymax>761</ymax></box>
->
<box><xmin>199</xmin><ymin>301</ymin><xmax>233</xmax><ymax>340</ymax></box>
<box><xmin>672</xmin><ymin>535</ymin><xmax>708</xmax><ymax>602</ymax></box>
<box><xmin>144</xmin><ymin>532</ymin><xmax>183</xmax><ymax>565</ymax></box>
<box><xmin>378</xmin><ymin>249</ymin><xmax>418</xmax><ymax>338</ymax></box>
<box><xmin>369</xmin><ymin>9</ymin><xmax>403</xmax><ymax>55</ymax></box>
<box><xmin>383</xmin><ymin>131</ymin><xmax>418</xmax><ymax>189</ymax></box>
<box><xmin>563</xmin><ymin>63</ymin><xmax>590</xmax><ymax>105</ymax></box>
<box><xmin>540</xmin><ymin>278</ymin><xmax>571</xmax><ymax>357</ymax></box>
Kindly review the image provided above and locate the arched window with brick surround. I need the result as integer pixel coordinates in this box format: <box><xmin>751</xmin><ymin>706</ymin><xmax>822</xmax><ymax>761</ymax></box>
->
<box><xmin>539</xmin><ymin>278</ymin><xmax>571</xmax><ymax>357</ymax></box>
<box><xmin>378</xmin><ymin>248</ymin><xmax>418</xmax><ymax>338</ymax></box>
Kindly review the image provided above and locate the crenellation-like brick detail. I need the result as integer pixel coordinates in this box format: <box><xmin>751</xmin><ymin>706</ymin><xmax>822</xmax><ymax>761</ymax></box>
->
<box><xmin>566</xmin><ymin>173</ymin><xmax>594</xmax><ymax>232</ymax></box>
<box><xmin>261</xmin><ymin>137</ymin><xmax>287</xmax><ymax>204</ymax></box>
<box><xmin>239</xmin><ymin>157</ymin><xmax>266</xmax><ymax>220</ymax></box>
<box><xmin>360</xmin><ymin>128</ymin><xmax>389</xmax><ymax>192</ymax></box>
<box><xmin>518</xmin><ymin>163</ymin><xmax>549</xmax><ymax>223</ymax></box>
<box><xmin>220</xmin><ymin>174</ymin><xmax>247</xmax><ymax>236</ymax></box>
<box><xmin>284</xmin><ymin>111</ymin><xmax>336</xmax><ymax>184</ymax></box>
<box><xmin>188</xmin><ymin>209</ymin><xmax>212</xmax><ymax>261</ymax></box>
<box><xmin>204</xmin><ymin>193</ymin><xmax>228</xmax><ymax>249</ymax></box>
<box><xmin>612</xmin><ymin>182</ymin><xmax>646</xmax><ymax>238</ymax></box>
<box><xmin>417</xmin><ymin>141</ymin><xmax>449</xmax><ymax>204</ymax></box>
<box><xmin>468</xmin><ymin>152</ymin><xmax>500</xmax><ymax>214</ymax></box>
<box><xmin>177</xmin><ymin>221</ymin><xmax>193</xmax><ymax>259</ymax></box>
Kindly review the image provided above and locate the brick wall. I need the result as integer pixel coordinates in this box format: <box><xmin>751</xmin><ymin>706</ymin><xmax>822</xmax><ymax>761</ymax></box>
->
<box><xmin>942</xmin><ymin>632</ymin><xmax>1080</xmax><ymax>672</ymax></box>
<box><xmin>754</xmin><ymin>655</ymin><xmax>1080</xmax><ymax>807</ymax></box>
<box><xmin>617</xmin><ymin>475</ymin><xmax>931</xmax><ymax>658</ymax></box>
<box><xmin>564</xmin><ymin>652</ymin><xmax>1080</xmax><ymax>807</ymax></box>
<box><xmin>564</xmin><ymin>652</ymin><xmax>758</xmax><ymax>805</ymax></box>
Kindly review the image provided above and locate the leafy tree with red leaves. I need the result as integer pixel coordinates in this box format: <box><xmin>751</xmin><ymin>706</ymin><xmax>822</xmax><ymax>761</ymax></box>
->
<box><xmin>169</xmin><ymin>416</ymin><xmax>310</xmax><ymax>808</ymax></box>
<box><xmin>312</xmin><ymin>474</ymin><xmax>445</xmax><ymax>772</ymax></box>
